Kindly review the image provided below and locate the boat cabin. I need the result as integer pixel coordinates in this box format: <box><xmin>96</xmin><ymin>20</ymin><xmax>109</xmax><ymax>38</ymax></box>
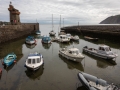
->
<box><xmin>27</xmin><ymin>54</ymin><xmax>41</xmax><ymax>65</ymax></box>
<box><xmin>66</xmin><ymin>34</ymin><xmax>71</xmax><ymax>38</ymax></box>
<box><xmin>42</xmin><ymin>36</ymin><xmax>51</xmax><ymax>41</ymax></box>
<box><xmin>59</xmin><ymin>35</ymin><xmax>68</xmax><ymax>39</ymax></box>
<box><xmin>98</xmin><ymin>45</ymin><xmax>111</xmax><ymax>52</ymax></box>
<box><xmin>68</xmin><ymin>48</ymin><xmax>79</xmax><ymax>55</ymax></box>
<box><xmin>27</xmin><ymin>57</ymin><xmax>41</xmax><ymax>65</ymax></box>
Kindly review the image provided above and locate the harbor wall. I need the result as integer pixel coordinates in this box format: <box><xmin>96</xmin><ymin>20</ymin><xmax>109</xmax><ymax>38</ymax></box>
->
<box><xmin>0</xmin><ymin>23</ymin><xmax>39</xmax><ymax>43</ymax></box>
<box><xmin>61</xmin><ymin>25</ymin><xmax>120</xmax><ymax>41</ymax></box>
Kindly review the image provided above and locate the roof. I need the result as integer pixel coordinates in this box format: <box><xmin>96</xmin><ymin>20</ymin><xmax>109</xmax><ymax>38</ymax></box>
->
<box><xmin>68</xmin><ymin>48</ymin><xmax>79</xmax><ymax>51</ymax></box>
<box><xmin>59</xmin><ymin>35</ymin><xmax>67</xmax><ymax>37</ymax></box>
<box><xmin>28</xmin><ymin>53</ymin><xmax>41</xmax><ymax>57</ymax></box>
<box><xmin>99</xmin><ymin>44</ymin><xmax>109</xmax><ymax>48</ymax></box>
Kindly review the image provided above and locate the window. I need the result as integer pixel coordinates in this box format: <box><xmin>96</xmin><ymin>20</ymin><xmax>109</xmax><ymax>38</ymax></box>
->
<box><xmin>32</xmin><ymin>59</ymin><xmax>35</xmax><ymax>64</ymax></box>
<box><xmin>75</xmin><ymin>51</ymin><xmax>79</xmax><ymax>54</ymax></box>
<box><xmin>69</xmin><ymin>51</ymin><xmax>72</xmax><ymax>54</ymax></box>
<box><xmin>28</xmin><ymin>59</ymin><xmax>31</xmax><ymax>64</ymax></box>
<box><xmin>37</xmin><ymin>58</ymin><xmax>40</xmax><ymax>63</ymax></box>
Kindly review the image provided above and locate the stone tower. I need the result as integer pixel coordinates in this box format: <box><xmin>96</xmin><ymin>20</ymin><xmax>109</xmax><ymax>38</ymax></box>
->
<box><xmin>8</xmin><ymin>2</ymin><xmax>21</xmax><ymax>25</ymax></box>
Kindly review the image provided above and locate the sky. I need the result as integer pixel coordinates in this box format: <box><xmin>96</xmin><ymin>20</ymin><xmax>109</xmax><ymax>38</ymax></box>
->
<box><xmin>0</xmin><ymin>0</ymin><xmax>120</xmax><ymax>24</ymax></box>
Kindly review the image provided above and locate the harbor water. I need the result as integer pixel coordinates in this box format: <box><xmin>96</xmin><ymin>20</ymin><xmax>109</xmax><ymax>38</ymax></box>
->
<box><xmin>0</xmin><ymin>24</ymin><xmax>120</xmax><ymax>90</ymax></box>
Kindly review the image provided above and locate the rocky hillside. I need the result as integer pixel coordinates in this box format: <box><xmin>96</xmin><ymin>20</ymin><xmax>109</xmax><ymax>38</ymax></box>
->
<box><xmin>100</xmin><ymin>15</ymin><xmax>120</xmax><ymax>24</ymax></box>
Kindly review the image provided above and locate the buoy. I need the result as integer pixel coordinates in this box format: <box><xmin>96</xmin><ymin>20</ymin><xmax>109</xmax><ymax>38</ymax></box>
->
<box><xmin>14</xmin><ymin>60</ymin><xmax>16</xmax><ymax>63</ymax></box>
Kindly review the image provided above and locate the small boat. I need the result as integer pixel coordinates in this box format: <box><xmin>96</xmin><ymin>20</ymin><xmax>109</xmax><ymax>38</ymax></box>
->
<box><xmin>57</xmin><ymin>35</ymin><xmax>70</xmax><ymax>43</ymax></box>
<box><xmin>49</xmin><ymin>30</ymin><xmax>56</xmax><ymax>36</ymax></box>
<box><xmin>41</xmin><ymin>36</ymin><xmax>51</xmax><ymax>44</ymax></box>
<box><xmin>3</xmin><ymin>53</ymin><xmax>17</xmax><ymax>67</ymax></box>
<box><xmin>25</xmin><ymin>52</ymin><xmax>44</xmax><ymax>71</ymax></box>
<box><xmin>59</xmin><ymin>47</ymin><xmax>85</xmax><ymax>62</ymax></box>
<box><xmin>71</xmin><ymin>35</ymin><xmax>79</xmax><ymax>41</ymax></box>
<box><xmin>83</xmin><ymin>44</ymin><xmax>118</xmax><ymax>60</ymax></box>
<box><xmin>58</xmin><ymin>30</ymin><xmax>66</xmax><ymax>35</ymax></box>
<box><xmin>84</xmin><ymin>36</ymin><xmax>98</xmax><ymax>41</ymax></box>
<box><xmin>36</xmin><ymin>30</ymin><xmax>41</xmax><ymax>35</ymax></box>
<box><xmin>26</xmin><ymin>36</ymin><xmax>36</xmax><ymax>45</ymax></box>
<box><xmin>49</xmin><ymin>14</ymin><xmax>56</xmax><ymax>36</ymax></box>
<box><xmin>66</xmin><ymin>33</ymin><xmax>72</xmax><ymax>40</ymax></box>
<box><xmin>78</xmin><ymin>72</ymin><xmax>119</xmax><ymax>90</ymax></box>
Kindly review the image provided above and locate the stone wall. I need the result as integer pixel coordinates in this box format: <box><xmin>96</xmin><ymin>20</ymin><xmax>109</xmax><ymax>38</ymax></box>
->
<box><xmin>0</xmin><ymin>23</ymin><xmax>39</xmax><ymax>43</ymax></box>
<box><xmin>61</xmin><ymin>25</ymin><xmax>120</xmax><ymax>41</ymax></box>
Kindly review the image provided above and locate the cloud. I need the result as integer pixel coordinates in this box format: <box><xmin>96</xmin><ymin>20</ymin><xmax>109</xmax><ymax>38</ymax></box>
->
<box><xmin>0</xmin><ymin>0</ymin><xmax>120</xmax><ymax>24</ymax></box>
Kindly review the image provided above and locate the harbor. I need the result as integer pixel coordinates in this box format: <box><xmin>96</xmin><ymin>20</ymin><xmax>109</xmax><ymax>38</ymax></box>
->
<box><xmin>0</xmin><ymin>24</ymin><xmax>120</xmax><ymax>90</ymax></box>
<box><xmin>0</xmin><ymin>1</ymin><xmax>120</xmax><ymax>90</ymax></box>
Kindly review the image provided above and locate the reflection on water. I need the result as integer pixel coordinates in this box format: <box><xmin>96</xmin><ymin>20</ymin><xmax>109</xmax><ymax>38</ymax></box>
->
<box><xmin>35</xmin><ymin>35</ymin><xmax>43</xmax><ymax>39</ymax></box>
<box><xmin>3</xmin><ymin>63</ymin><xmax>15</xmax><ymax>72</ymax></box>
<box><xmin>83</xmin><ymin>51</ymin><xmax>117</xmax><ymax>68</ymax></box>
<box><xmin>41</xmin><ymin>43</ymin><xmax>51</xmax><ymax>49</ymax></box>
<box><xmin>25</xmin><ymin>65</ymin><xmax>44</xmax><ymax>80</ymax></box>
<box><xmin>59</xmin><ymin>55</ymin><xmax>84</xmax><ymax>71</ymax></box>
<box><xmin>25</xmin><ymin>43</ymin><xmax>36</xmax><ymax>49</ymax></box>
<box><xmin>76</xmin><ymin>85</ymin><xmax>87</xmax><ymax>90</ymax></box>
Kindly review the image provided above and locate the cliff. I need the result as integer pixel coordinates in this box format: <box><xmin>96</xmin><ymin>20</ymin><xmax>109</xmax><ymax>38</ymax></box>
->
<box><xmin>100</xmin><ymin>15</ymin><xmax>120</xmax><ymax>24</ymax></box>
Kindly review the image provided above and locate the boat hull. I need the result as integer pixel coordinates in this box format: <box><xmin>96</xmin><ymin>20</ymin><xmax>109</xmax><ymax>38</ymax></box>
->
<box><xmin>26</xmin><ymin>40</ymin><xmax>36</xmax><ymax>45</ymax></box>
<box><xmin>57</xmin><ymin>39</ymin><xmax>70</xmax><ymax>43</ymax></box>
<box><xmin>83</xmin><ymin>48</ymin><xmax>116</xmax><ymax>60</ymax></box>
<box><xmin>42</xmin><ymin>40</ymin><xmax>51</xmax><ymax>44</ymax></box>
<box><xmin>49</xmin><ymin>33</ymin><xmax>56</xmax><ymax>36</ymax></box>
<box><xmin>36</xmin><ymin>32</ymin><xmax>41</xmax><ymax>35</ymax></box>
<box><xmin>77</xmin><ymin>73</ymin><xmax>90</xmax><ymax>90</ymax></box>
<box><xmin>59</xmin><ymin>50</ymin><xmax>84</xmax><ymax>62</ymax></box>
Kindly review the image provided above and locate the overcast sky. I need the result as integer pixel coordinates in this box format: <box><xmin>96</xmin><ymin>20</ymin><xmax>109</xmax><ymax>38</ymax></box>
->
<box><xmin>0</xmin><ymin>0</ymin><xmax>120</xmax><ymax>24</ymax></box>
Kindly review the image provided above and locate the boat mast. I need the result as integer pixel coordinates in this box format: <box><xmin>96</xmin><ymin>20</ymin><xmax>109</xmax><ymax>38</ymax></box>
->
<box><xmin>52</xmin><ymin>14</ymin><xmax>53</xmax><ymax>31</ymax></box>
<box><xmin>60</xmin><ymin>15</ymin><xmax>61</xmax><ymax>31</ymax></box>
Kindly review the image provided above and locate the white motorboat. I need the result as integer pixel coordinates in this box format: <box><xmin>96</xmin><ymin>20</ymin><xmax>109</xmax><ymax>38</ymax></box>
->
<box><xmin>83</xmin><ymin>44</ymin><xmax>118</xmax><ymax>60</ymax></box>
<box><xmin>66</xmin><ymin>33</ymin><xmax>72</xmax><ymax>40</ymax></box>
<box><xmin>57</xmin><ymin>35</ymin><xmax>70</xmax><ymax>43</ymax></box>
<box><xmin>78</xmin><ymin>72</ymin><xmax>119</xmax><ymax>90</ymax></box>
<box><xmin>25</xmin><ymin>52</ymin><xmax>43</xmax><ymax>71</ymax></box>
<box><xmin>59</xmin><ymin>47</ymin><xmax>85</xmax><ymax>62</ymax></box>
<box><xmin>49</xmin><ymin>30</ymin><xmax>56</xmax><ymax>36</ymax></box>
<box><xmin>71</xmin><ymin>35</ymin><xmax>79</xmax><ymax>41</ymax></box>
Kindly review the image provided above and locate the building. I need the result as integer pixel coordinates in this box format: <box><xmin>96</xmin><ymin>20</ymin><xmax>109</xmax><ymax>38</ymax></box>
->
<box><xmin>8</xmin><ymin>2</ymin><xmax>20</xmax><ymax>25</ymax></box>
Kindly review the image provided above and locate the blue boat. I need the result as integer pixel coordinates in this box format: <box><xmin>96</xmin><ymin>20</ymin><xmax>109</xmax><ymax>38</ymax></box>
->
<box><xmin>26</xmin><ymin>36</ymin><xmax>36</xmax><ymax>44</ymax></box>
<box><xmin>36</xmin><ymin>30</ymin><xmax>41</xmax><ymax>35</ymax></box>
<box><xmin>41</xmin><ymin>36</ymin><xmax>51</xmax><ymax>44</ymax></box>
<box><xmin>3</xmin><ymin>53</ymin><xmax>17</xmax><ymax>67</ymax></box>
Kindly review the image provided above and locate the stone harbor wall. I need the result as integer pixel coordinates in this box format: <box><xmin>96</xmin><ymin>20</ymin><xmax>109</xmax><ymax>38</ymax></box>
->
<box><xmin>0</xmin><ymin>23</ymin><xmax>39</xmax><ymax>43</ymax></box>
<box><xmin>61</xmin><ymin>25</ymin><xmax>120</xmax><ymax>41</ymax></box>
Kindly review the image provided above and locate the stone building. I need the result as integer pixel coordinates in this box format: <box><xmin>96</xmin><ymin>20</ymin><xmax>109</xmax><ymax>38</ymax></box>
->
<box><xmin>8</xmin><ymin>2</ymin><xmax>20</xmax><ymax>25</ymax></box>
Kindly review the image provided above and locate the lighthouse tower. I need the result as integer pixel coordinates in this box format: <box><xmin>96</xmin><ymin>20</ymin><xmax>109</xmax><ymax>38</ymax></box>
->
<box><xmin>8</xmin><ymin>2</ymin><xmax>21</xmax><ymax>25</ymax></box>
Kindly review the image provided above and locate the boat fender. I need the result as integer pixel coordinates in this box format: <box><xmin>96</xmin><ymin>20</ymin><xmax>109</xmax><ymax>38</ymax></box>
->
<box><xmin>2</xmin><ymin>62</ymin><xmax>4</xmax><ymax>65</ymax></box>
<box><xmin>0</xmin><ymin>68</ymin><xmax>2</xmax><ymax>74</ymax></box>
<box><xmin>14</xmin><ymin>60</ymin><xmax>17</xmax><ymax>63</ymax></box>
